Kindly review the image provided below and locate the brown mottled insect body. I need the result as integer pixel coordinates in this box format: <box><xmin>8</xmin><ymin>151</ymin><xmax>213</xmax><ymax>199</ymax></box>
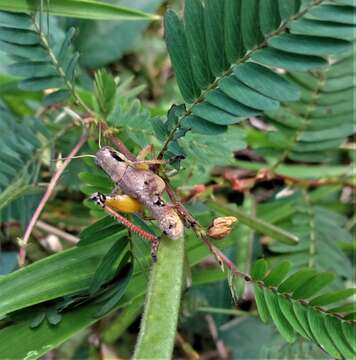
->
<box><xmin>95</xmin><ymin>146</ymin><xmax>184</xmax><ymax>240</ymax></box>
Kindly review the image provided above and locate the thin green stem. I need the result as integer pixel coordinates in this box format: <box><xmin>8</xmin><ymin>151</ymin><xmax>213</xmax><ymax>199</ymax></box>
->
<box><xmin>196</xmin><ymin>306</ymin><xmax>253</xmax><ymax>317</ymax></box>
<box><xmin>302</xmin><ymin>189</ymin><xmax>317</xmax><ymax>268</ymax></box>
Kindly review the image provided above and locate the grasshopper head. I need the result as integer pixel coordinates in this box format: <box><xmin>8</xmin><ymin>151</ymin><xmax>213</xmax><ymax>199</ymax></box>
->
<box><xmin>95</xmin><ymin>146</ymin><xmax>127</xmax><ymax>183</ymax></box>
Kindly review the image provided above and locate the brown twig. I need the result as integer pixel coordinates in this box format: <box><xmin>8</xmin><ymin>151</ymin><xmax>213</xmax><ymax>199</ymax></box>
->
<box><xmin>18</xmin><ymin>134</ymin><xmax>88</xmax><ymax>267</ymax></box>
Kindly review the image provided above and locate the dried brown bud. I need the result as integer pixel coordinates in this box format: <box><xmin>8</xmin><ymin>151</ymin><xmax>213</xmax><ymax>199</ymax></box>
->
<box><xmin>207</xmin><ymin>216</ymin><xmax>238</xmax><ymax>239</ymax></box>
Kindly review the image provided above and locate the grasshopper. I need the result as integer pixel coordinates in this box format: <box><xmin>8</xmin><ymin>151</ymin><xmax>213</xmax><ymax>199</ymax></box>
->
<box><xmin>90</xmin><ymin>145</ymin><xmax>184</xmax><ymax>260</ymax></box>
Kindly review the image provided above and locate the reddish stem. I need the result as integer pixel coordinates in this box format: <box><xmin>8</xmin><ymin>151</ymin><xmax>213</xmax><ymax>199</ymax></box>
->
<box><xmin>103</xmin><ymin>205</ymin><xmax>158</xmax><ymax>243</ymax></box>
<box><xmin>199</xmin><ymin>233</ymin><xmax>252</xmax><ymax>282</ymax></box>
<box><xmin>18</xmin><ymin>134</ymin><xmax>88</xmax><ymax>267</ymax></box>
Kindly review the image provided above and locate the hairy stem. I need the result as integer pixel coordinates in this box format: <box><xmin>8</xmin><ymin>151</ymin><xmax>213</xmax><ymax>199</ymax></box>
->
<box><xmin>133</xmin><ymin>235</ymin><xmax>185</xmax><ymax>360</ymax></box>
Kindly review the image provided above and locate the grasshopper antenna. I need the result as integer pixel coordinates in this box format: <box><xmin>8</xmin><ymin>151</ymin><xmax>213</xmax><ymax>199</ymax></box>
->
<box><xmin>98</xmin><ymin>121</ymin><xmax>102</xmax><ymax>149</ymax></box>
<box><xmin>51</xmin><ymin>154</ymin><xmax>96</xmax><ymax>162</ymax></box>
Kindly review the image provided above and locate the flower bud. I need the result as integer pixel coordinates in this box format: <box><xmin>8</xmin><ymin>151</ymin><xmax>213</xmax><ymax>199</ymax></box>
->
<box><xmin>207</xmin><ymin>216</ymin><xmax>237</xmax><ymax>239</ymax></box>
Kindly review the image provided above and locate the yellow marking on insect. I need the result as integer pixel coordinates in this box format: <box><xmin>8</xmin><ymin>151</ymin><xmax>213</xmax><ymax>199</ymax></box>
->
<box><xmin>105</xmin><ymin>194</ymin><xmax>144</xmax><ymax>213</ymax></box>
<box><xmin>135</xmin><ymin>163</ymin><xmax>150</xmax><ymax>171</ymax></box>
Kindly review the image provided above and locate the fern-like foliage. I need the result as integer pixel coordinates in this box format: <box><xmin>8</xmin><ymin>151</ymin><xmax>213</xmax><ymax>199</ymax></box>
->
<box><xmin>251</xmin><ymin>46</ymin><xmax>355</xmax><ymax>164</ymax></box>
<box><xmin>0</xmin><ymin>11</ymin><xmax>79</xmax><ymax>103</ymax></box>
<box><xmin>251</xmin><ymin>259</ymin><xmax>356</xmax><ymax>359</ymax></box>
<box><xmin>93</xmin><ymin>69</ymin><xmax>155</xmax><ymax>148</ymax></box>
<box><xmin>0</xmin><ymin>102</ymin><xmax>48</xmax><ymax>226</ymax></box>
<box><xmin>163</xmin><ymin>0</ymin><xmax>355</xmax><ymax>135</ymax></box>
<box><xmin>257</xmin><ymin>190</ymin><xmax>353</xmax><ymax>283</ymax></box>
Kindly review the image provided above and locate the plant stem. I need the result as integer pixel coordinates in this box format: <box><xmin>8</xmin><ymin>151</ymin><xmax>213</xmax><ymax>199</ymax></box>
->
<box><xmin>18</xmin><ymin>134</ymin><xmax>87</xmax><ymax>267</ymax></box>
<box><xmin>35</xmin><ymin>220</ymin><xmax>79</xmax><ymax>244</ymax></box>
<box><xmin>133</xmin><ymin>235</ymin><xmax>185</xmax><ymax>360</ymax></box>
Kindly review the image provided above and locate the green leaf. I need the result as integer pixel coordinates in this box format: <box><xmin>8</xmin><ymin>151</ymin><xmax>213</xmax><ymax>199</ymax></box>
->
<box><xmin>241</xmin><ymin>0</ymin><xmax>263</xmax><ymax>49</ymax></box>
<box><xmin>268</xmin><ymin>34</ymin><xmax>352</xmax><ymax>56</ymax></box>
<box><xmin>89</xmin><ymin>239</ymin><xmax>129</xmax><ymax>296</ymax></box>
<box><xmin>307</xmin><ymin>311</ymin><xmax>342</xmax><ymax>359</ymax></box>
<box><xmin>264</xmin><ymin>288</ymin><xmax>296</xmax><ymax>343</ymax></box>
<box><xmin>233</xmin><ymin>62</ymin><xmax>300</xmax><ymax>102</ymax></box>
<box><xmin>0</xmin><ymin>11</ymin><xmax>33</xmax><ymax>29</ymax></box>
<box><xmin>0</xmin><ymin>303</ymin><xmax>104</xmax><ymax>359</ymax></box>
<box><xmin>252</xmin><ymin>48</ymin><xmax>328</xmax><ymax>71</ymax></box>
<box><xmin>0</xmin><ymin>1</ymin><xmax>159</xmax><ymax>20</ymax></box>
<box><xmin>293</xmin><ymin>272</ymin><xmax>336</xmax><ymax>300</ymax></box>
<box><xmin>206</xmin><ymin>89</ymin><xmax>259</xmax><ymax>117</ymax></box>
<box><xmin>164</xmin><ymin>10</ymin><xmax>200</xmax><ymax>103</ymax></box>
<box><xmin>46</xmin><ymin>307</ymin><xmax>62</xmax><ymax>326</ymax></box>
<box><xmin>0</xmin><ymin>27</ymin><xmax>39</xmax><ymax>44</ymax></box>
<box><xmin>79</xmin><ymin>216</ymin><xmax>125</xmax><ymax>246</ymax></box>
<box><xmin>224</xmin><ymin>0</ymin><xmax>243</xmax><ymax>63</ymax></box>
<box><xmin>310</xmin><ymin>288</ymin><xmax>356</xmax><ymax>307</ymax></box>
<box><xmin>152</xmin><ymin>117</ymin><xmax>169</xmax><ymax>142</ymax></box>
<box><xmin>292</xmin><ymin>301</ymin><xmax>314</xmax><ymax>340</ymax></box>
<box><xmin>278</xmin><ymin>268</ymin><xmax>317</xmax><ymax>293</ymax></box>
<box><xmin>329</xmin><ymin>303</ymin><xmax>356</xmax><ymax>314</ymax></box>
<box><xmin>251</xmin><ymin>259</ymin><xmax>268</xmax><ymax>280</ymax></box>
<box><xmin>278</xmin><ymin>0</ymin><xmax>300</xmax><ymax>19</ymax></box>
<box><xmin>220</xmin><ymin>76</ymin><xmax>280</xmax><ymax>111</ymax></box>
<box><xmin>183</xmin><ymin>115</ymin><xmax>227</xmax><ymax>135</ymax></box>
<box><xmin>278</xmin><ymin>296</ymin><xmax>309</xmax><ymax>338</ymax></box>
<box><xmin>0</xmin><ymin>40</ymin><xmax>48</xmax><ymax>60</ymax></box>
<box><xmin>289</xmin><ymin>18</ymin><xmax>356</xmax><ymax>41</ymax></box>
<box><xmin>184</xmin><ymin>0</ymin><xmax>214</xmax><ymax>89</ymax></box>
<box><xmin>259</xmin><ymin>0</ymin><xmax>280</xmax><ymax>35</ymax></box>
<box><xmin>163</xmin><ymin>0</ymin><xmax>352</xmax><ymax>134</ymax></box>
<box><xmin>19</xmin><ymin>76</ymin><xmax>65</xmax><ymax>91</ymax></box>
<box><xmin>0</xmin><ymin>237</ymin><xmax>117</xmax><ymax>316</ymax></box>
<box><xmin>7</xmin><ymin>61</ymin><xmax>54</xmax><ymax>77</ymax></box>
<box><xmin>254</xmin><ymin>284</ymin><xmax>270</xmax><ymax>322</ymax></box>
<box><xmin>95</xmin><ymin>262</ymin><xmax>133</xmax><ymax>317</ymax></box>
<box><xmin>30</xmin><ymin>311</ymin><xmax>46</xmax><ymax>329</ymax></box>
<box><xmin>324</xmin><ymin>316</ymin><xmax>355</xmax><ymax>359</ymax></box>
<box><xmin>192</xmin><ymin>103</ymin><xmax>238</xmax><ymax>125</ymax></box>
<box><xmin>204</xmin><ymin>0</ymin><xmax>229</xmax><ymax>76</ymax></box>
<box><xmin>43</xmin><ymin>89</ymin><xmax>71</xmax><ymax>106</ymax></box>
<box><xmin>342</xmin><ymin>321</ymin><xmax>356</xmax><ymax>353</ymax></box>
<box><xmin>263</xmin><ymin>261</ymin><xmax>290</xmax><ymax>286</ymax></box>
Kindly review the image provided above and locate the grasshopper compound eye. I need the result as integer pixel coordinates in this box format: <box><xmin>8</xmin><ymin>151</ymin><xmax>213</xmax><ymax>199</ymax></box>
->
<box><xmin>90</xmin><ymin>192</ymin><xmax>106</xmax><ymax>207</ymax></box>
